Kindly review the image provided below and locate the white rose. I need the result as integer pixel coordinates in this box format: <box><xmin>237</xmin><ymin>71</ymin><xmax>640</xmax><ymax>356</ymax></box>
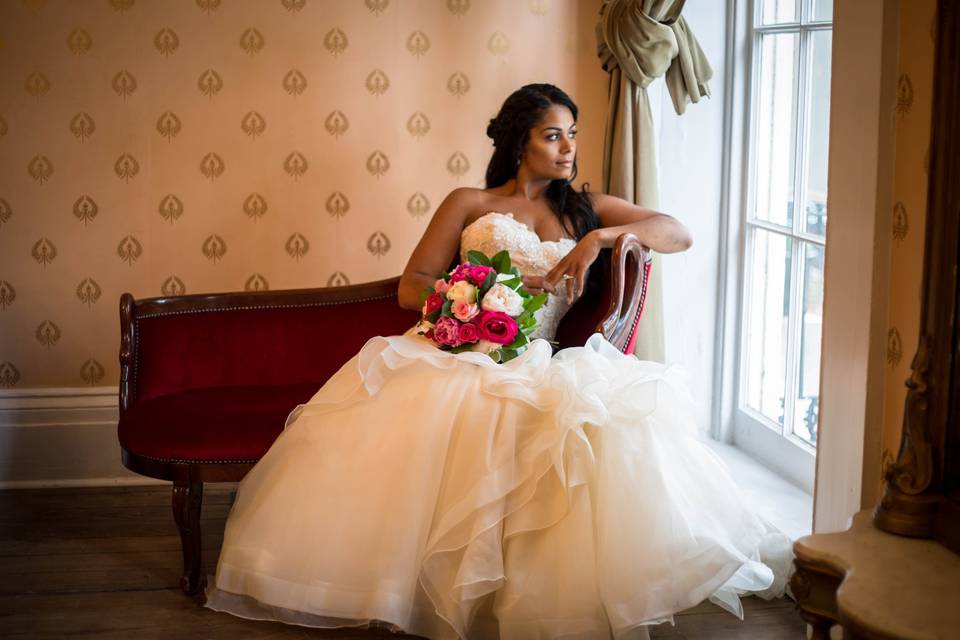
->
<box><xmin>446</xmin><ymin>280</ymin><xmax>477</xmax><ymax>303</ymax></box>
<box><xmin>415</xmin><ymin>320</ymin><xmax>434</xmax><ymax>335</ymax></box>
<box><xmin>480</xmin><ymin>283</ymin><xmax>524</xmax><ymax>316</ymax></box>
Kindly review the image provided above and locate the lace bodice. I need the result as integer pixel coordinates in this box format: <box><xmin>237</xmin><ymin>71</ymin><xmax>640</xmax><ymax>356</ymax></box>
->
<box><xmin>460</xmin><ymin>212</ymin><xmax>576</xmax><ymax>342</ymax></box>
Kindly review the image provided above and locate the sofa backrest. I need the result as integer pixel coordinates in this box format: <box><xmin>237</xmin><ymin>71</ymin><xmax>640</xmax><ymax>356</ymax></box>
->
<box><xmin>120</xmin><ymin>278</ymin><xmax>420</xmax><ymax>408</ymax></box>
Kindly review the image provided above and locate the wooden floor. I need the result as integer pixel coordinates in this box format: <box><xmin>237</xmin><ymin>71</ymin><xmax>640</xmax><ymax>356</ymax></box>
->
<box><xmin>0</xmin><ymin>485</ymin><xmax>806</xmax><ymax>639</ymax></box>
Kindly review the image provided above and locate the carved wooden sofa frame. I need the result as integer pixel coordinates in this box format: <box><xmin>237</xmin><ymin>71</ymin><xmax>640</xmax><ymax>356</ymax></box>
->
<box><xmin>118</xmin><ymin>234</ymin><xmax>650</xmax><ymax>596</ymax></box>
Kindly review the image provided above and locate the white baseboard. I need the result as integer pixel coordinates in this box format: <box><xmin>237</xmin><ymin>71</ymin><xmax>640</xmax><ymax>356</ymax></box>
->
<box><xmin>0</xmin><ymin>386</ymin><xmax>150</xmax><ymax>487</ymax></box>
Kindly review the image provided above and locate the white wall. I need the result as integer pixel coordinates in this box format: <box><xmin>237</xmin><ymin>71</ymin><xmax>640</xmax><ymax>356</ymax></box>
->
<box><xmin>657</xmin><ymin>0</ymin><xmax>728</xmax><ymax>434</ymax></box>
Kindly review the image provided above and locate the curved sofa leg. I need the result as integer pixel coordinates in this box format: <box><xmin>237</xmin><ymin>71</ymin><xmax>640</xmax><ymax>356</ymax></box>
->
<box><xmin>172</xmin><ymin>477</ymin><xmax>205</xmax><ymax>595</ymax></box>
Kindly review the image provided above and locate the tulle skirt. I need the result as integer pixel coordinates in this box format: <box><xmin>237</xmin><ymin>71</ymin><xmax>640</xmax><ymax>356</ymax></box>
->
<box><xmin>204</xmin><ymin>333</ymin><xmax>790</xmax><ymax>639</ymax></box>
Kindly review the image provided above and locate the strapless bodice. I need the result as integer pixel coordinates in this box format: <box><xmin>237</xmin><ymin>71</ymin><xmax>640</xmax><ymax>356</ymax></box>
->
<box><xmin>459</xmin><ymin>212</ymin><xmax>576</xmax><ymax>342</ymax></box>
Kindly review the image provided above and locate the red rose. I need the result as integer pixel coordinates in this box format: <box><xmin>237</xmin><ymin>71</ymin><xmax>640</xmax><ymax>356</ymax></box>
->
<box><xmin>422</xmin><ymin>292</ymin><xmax>444</xmax><ymax>317</ymax></box>
<box><xmin>449</xmin><ymin>263</ymin><xmax>471</xmax><ymax>283</ymax></box>
<box><xmin>433</xmin><ymin>316</ymin><xmax>462</xmax><ymax>347</ymax></box>
<box><xmin>458</xmin><ymin>321</ymin><xmax>481</xmax><ymax>344</ymax></box>
<box><xmin>477</xmin><ymin>311</ymin><xmax>519</xmax><ymax>345</ymax></box>
<box><xmin>468</xmin><ymin>265</ymin><xmax>495</xmax><ymax>286</ymax></box>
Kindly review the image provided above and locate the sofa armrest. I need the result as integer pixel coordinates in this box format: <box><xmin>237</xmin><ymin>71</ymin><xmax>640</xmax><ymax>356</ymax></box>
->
<box><xmin>598</xmin><ymin>233</ymin><xmax>651</xmax><ymax>353</ymax></box>
<box><xmin>554</xmin><ymin>233</ymin><xmax>651</xmax><ymax>354</ymax></box>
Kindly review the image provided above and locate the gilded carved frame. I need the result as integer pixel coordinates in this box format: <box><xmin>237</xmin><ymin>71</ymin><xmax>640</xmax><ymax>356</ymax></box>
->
<box><xmin>873</xmin><ymin>0</ymin><xmax>960</xmax><ymax>555</ymax></box>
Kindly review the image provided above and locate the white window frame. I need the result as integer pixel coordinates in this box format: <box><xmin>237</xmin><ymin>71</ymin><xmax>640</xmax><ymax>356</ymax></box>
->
<box><xmin>720</xmin><ymin>0</ymin><xmax>832</xmax><ymax>494</ymax></box>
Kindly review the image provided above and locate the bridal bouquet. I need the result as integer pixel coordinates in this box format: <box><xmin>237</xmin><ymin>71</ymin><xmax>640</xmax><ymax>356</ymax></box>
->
<box><xmin>417</xmin><ymin>250</ymin><xmax>548</xmax><ymax>363</ymax></box>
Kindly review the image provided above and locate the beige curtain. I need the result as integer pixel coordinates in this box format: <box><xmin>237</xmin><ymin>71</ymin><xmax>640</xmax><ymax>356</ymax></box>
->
<box><xmin>596</xmin><ymin>0</ymin><xmax>713</xmax><ymax>362</ymax></box>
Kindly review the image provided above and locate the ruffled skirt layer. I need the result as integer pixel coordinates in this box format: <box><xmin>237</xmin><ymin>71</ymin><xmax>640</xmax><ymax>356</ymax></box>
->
<box><xmin>205</xmin><ymin>333</ymin><xmax>790</xmax><ymax>639</ymax></box>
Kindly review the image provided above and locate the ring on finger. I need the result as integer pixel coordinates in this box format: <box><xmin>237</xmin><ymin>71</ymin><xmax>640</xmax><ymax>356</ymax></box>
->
<box><xmin>561</xmin><ymin>274</ymin><xmax>574</xmax><ymax>281</ymax></box>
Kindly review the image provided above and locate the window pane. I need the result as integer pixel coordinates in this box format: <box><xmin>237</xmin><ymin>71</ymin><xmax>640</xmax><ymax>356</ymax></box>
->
<box><xmin>812</xmin><ymin>0</ymin><xmax>833</xmax><ymax>22</ymax></box>
<box><xmin>761</xmin><ymin>0</ymin><xmax>798</xmax><ymax>24</ymax></box>
<box><xmin>792</xmin><ymin>243</ymin><xmax>824</xmax><ymax>445</ymax></box>
<box><xmin>754</xmin><ymin>33</ymin><xmax>799</xmax><ymax>228</ymax></box>
<box><xmin>802</xmin><ymin>31</ymin><xmax>831</xmax><ymax>237</ymax></box>
<box><xmin>745</xmin><ymin>229</ymin><xmax>793</xmax><ymax>427</ymax></box>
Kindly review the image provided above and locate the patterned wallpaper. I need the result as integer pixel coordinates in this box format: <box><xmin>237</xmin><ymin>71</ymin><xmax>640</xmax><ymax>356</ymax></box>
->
<box><xmin>0</xmin><ymin>0</ymin><xmax>607</xmax><ymax>388</ymax></box>
<box><xmin>880</xmin><ymin>0</ymin><xmax>936</xmax><ymax>482</ymax></box>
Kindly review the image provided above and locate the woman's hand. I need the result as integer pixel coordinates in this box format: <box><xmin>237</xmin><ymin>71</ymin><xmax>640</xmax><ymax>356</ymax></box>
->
<box><xmin>545</xmin><ymin>231</ymin><xmax>602</xmax><ymax>304</ymax></box>
<box><xmin>521</xmin><ymin>275</ymin><xmax>557</xmax><ymax>296</ymax></box>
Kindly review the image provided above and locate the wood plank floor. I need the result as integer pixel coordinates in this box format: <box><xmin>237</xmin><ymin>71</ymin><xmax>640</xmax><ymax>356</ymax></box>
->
<box><xmin>0</xmin><ymin>485</ymin><xmax>806</xmax><ymax>639</ymax></box>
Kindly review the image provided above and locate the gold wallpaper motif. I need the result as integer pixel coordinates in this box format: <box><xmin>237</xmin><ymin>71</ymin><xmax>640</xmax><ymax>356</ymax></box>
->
<box><xmin>67</xmin><ymin>27</ymin><xmax>92</xmax><ymax>55</ymax></box>
<box><xmin>0</xmin><ymin>280</ymin><xmax>14</xmax><ymax>309</ymax></box>
<box><xmin>154</xmin><ymin>27</ymin><xmax>178</xmax><ymax>56</ymax></box>
<box><xmin>245</xmin><ymin>273</ymin><xmax>269</xmax><ymax>291</ymax></box>
<box><xmin>161</xmin><ymin>275</ymin><xmax>185</xmax><ymax>296</ymax></box>
<box><xmin>76</xmin><ymin>277</ymin><xmax>101</xmax><ymax>306</ymax></box>
<box><xmin>73</xmin><ymin>195</ymin><xmax>97</xmax><ymax>223</ymax></box>
<box><xmin>0</xmin><ymin>0</ymin><xmax>605</xmax><ymax>387</ymax></box>
<box><xmin>32</xmin><ymin>238</ymin><xmax>56</xmax><ymax>266</ymax></box>
<box><xmin>0</xmin><ymin>362</ymin><xmax>21</xmax><ymax>388</ymax></box>
<box><xmin>891</xmin><ymin>201</ymin><xmax>908</xmax><ymax>244</ymax></box>
<box><xmin>880</xmin><ymin>0</ymin><xmax>937</xmax><ymax>483</ymax></box>
<box><xmin>895</xmin><ymin>73</ymin><xmax>913</xmax><ymax>116</ymax></box>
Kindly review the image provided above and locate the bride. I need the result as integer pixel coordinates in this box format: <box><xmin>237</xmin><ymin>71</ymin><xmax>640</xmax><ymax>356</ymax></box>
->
<box><xmin>204</xmin><ymin>84</ymin><xmax>790</xmax><ymax>639</ymax></box>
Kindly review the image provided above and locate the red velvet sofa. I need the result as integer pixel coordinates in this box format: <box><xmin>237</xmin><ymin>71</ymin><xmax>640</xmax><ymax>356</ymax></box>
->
<box><xmin>117</xmin><ymin>234</ymin><xmax>650</xmax><ymax>596</ymax></box>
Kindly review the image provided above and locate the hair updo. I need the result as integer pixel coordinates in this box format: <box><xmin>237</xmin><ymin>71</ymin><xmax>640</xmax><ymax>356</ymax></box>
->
<box><xmin>484</xmin><ymin>84</ymin><xmax>600</xmax><ymax>243</ymax></box>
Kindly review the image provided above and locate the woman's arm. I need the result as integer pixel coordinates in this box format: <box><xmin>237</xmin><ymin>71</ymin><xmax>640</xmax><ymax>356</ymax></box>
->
<box><xmin>397</xmin><ymin>188</ymin><xmax>476</xmax><ymax>311</ymax></box>
<box><xmin>590</xmin><ymin>193</ymin><xmax>693</xmax><ymax>254</ymax></box>
<box><xmin>544</xmin><ymin>193</ymin><xmax>693</xmax><ymax>303</ymax></box>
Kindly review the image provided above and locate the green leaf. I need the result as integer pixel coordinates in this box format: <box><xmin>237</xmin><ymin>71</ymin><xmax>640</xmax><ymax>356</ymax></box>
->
<box><xmin>498</xmin><ymin>276</ymin><xmax>521</xmax><ymax>290</ymax></box>
<box><xmin>425</xmin><ymin>309</ymin><xmax>441</xmax><ymax>323</ymax></box>
<box><xmin>488</xmin><ymin>350</ymin><xmax>502</xmax><ymax>363</ymax></box>
<box><xmin>467</xmin><ymin>250</ymin><xmax>491</xmax><ymax>267</ymax></box>
<box><xmin>491</xmin><ymin>250</ymin><xmax>511</xmax><ymax>274</ymax></box>
<box><xmin>419</xmin><ymin>286</ymin><xmax>435</xmax><ymax>305</ymax></box>
<box><xmin>499</xmin><ymin>348</ymin><xmax>519</xmax><ymax>362</ymax></box>
<box><xmin>449</xmin><ymin>344</ymin><xmax>474</xmax><ymax>354</ymax></box>
<box><xmin>510</xmin><ymin>266</ymin><xmax>521</xmax><ymax>277</ymax></box>
<box><xmin>441</xmin><ymin>300</ymin><xmax>454</xmax><ymax>317</ymax></box>
<box><xmin>523</xmin><ymin>292</ymin><xmax>549</xmax><ymax>314</ymax></box>
<box><xmin>507</xmin><ymin>331</ymin><xmax>529</xmax><ymax>350</ymax></box>
<box><xmin>478</xmin><ymin>270</ymin><xmax>497</xmax><ymax>299</ymax></box>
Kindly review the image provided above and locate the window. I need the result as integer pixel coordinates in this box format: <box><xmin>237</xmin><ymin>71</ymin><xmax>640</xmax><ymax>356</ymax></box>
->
<box><xmin>734</xmin><ymin>0</ymin><xmax>831</xmax><ymax>490</ymax></box>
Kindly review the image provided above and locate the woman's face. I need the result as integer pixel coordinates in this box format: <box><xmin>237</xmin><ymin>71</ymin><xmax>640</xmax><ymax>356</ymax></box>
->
<box><xmin>520</xmin><ymin>104</ymin><xmax>577</xmax><ymax>181</ymax></box>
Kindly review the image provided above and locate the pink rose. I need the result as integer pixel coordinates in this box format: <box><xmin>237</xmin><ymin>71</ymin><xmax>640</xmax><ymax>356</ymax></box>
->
<box><xmin>468</xmin><ymin>265</ymin><xmax>494</xmax><ymax>286</ymax></box>
<box><xmin>434</xmin><ymin>278</ymin><xmax>451</xmax><ymax>295</ymax></box>
<box><xmin>477</xmin><ymin>311</ymin><xmax>519</xmax><ymax>345</ymax></box>
<box><xmin>458</xmin><ymin>322</ymin><xmax>480</xmax><ymax>344</ymax></box>
<box><xmin>451</xmin><ymin>299</ymin><xmax>480</xmax><ymax>322</ymax></box>
<box><xmin>433</xmin><ymin>316</ymin><xmax>462</xmax><ymax>347</ymax></box>
<box><xmin>422</xmin><ymin>292</ymin><xmax>444</xmax><ymax>317</ymax></box>
<box><xmin>449</xmin><ymin>263</ymin><xmax>471</xmax><ymax>283</ymax></box>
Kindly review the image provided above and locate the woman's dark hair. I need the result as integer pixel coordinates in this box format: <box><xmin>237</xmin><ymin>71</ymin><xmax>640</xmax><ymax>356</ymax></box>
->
<box><xmin>486</xmin><ymin>83</ymin><xmax>606</xmax><ymax>297</ymax></box>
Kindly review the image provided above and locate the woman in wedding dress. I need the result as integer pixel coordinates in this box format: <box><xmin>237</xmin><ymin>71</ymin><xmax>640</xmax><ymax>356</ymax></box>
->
<box><xmin>204</xmin><ymin>84</ymin><xmax>790</xmax><ymax>639</ymax></box>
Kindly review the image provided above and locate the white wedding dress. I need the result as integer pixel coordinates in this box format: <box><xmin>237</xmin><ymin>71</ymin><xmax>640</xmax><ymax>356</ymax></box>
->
<box><xmin>204</xmin><ymin>212</ymin><xmax>791</xmax><ymax>639</ymax></box>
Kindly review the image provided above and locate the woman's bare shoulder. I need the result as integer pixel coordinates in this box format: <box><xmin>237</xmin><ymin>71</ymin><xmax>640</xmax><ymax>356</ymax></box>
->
<box><xmin>441</xmin><ymin>186</ymin><xmax>492</xmax><ymax>207</ymax></box>
<box><xmin>434</xmin><ymin>187</ymin><xmax>497</xmax><ymax>224</ymax></box>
